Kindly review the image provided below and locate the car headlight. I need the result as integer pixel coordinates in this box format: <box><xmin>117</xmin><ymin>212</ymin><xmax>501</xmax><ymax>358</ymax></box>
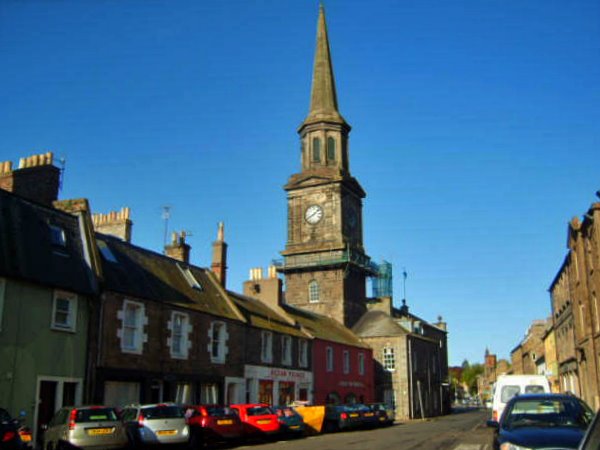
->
<box><xmin>500</xmin><ymin>443</ymin><xmax>533</xmax><ymax>450</ymax></box>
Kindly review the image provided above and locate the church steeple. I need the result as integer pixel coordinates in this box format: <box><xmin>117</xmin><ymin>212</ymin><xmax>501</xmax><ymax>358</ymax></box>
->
<box><xmin>298</xmin><ymin>5</ymin><xmax>350</xmax><ymax>174</ymax></box>
<box><xmin>302</xmin><ymin>4</ymin><xmax>348</xmax><ymax>129</ymax></box>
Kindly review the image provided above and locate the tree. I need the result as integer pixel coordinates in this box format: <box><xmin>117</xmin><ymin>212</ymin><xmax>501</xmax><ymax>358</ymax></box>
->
<box><xmin>461</xmin><ymin>362</ymin><xmax>484</xmax><ymax>395</ymax></box>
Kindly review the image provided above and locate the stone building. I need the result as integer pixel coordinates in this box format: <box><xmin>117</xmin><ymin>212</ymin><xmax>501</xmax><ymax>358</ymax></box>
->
<box><xmin>549</xmin><ymin>197</ymin><xmax>600</xmax><ymax>408</ymax></box>
<box><xmin>352</xmin><ymin>300</ymin><xmax>449</xmax><ymax>419</ymax></box>
<box><xmin>510</xmin><ymin>320</ymin><xmax>548</xmax><ymax>375</ymax></box>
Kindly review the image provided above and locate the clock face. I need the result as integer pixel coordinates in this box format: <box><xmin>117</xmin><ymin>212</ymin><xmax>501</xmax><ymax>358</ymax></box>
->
<box><xmin>305</xmin><ymin>204</ymin><xmax>323</xmax><ymax>224</ymax></box>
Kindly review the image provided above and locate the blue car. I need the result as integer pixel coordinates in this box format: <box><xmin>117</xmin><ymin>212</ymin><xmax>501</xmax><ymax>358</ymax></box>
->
<box><xmin>487</xmin><ymin>393</ymin><xmax>594</xmax><ymax>450</ymax></box>
<box><xmin>273</xmin><ymin>406</ymin><xmax>305</xmax><ymax>437</ymax></box>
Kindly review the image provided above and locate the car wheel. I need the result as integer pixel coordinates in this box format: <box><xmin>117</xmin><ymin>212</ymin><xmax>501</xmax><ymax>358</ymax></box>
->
<box><xmin>56</xmin><ymin>441</ymin><xmax>70</xmax><ymax>450</ymax></box>
<box><xmin>45</xmin><ymin>443</ymin><xmax>54</xmax><ymax>450</ymax></box>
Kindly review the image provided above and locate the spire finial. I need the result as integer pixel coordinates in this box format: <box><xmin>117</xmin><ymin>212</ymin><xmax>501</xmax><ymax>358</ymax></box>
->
<box><xmin>217</xmin><ymin>222</ymin><xmax>224</xmax><ymax>242</ymax></box>
<box><xmin>301</xmin><ymin>4</ymin><xmax>347</xmax><ymax>128</ymax></box>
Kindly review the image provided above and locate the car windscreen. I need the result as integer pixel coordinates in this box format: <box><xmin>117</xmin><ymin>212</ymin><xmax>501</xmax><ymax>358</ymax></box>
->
<box><xmin>504</xmin><ymin>398</ymin><xmax>592</xmax><ymax>429</ymax></box>
<box><xmin>524</xmin><ymin>385</ymin><xmax>546</xmax><ymax>394</ymax></box>
<box><xmin>142</xmin><ymin>406</ymin><xmax>185</xmax><ymax>420</ymax></box>
<box><xmin>205</xmin><ymin>406</ymin><xmax>232</xmax><ymax>416</ymax></box>
<box><xmin>500</xmin><ymin>385</ymin><xmax>520</xmax><ymax>403</ymax></box>
<box><xmin>247</xmin><ymin>406</ymin><xmax>273</xmax><ymax>416</ymax></box>
<box><xmin>75</xmin><ymin>408</ymin><xmax>118</xmax><ymax>423</ymax></box>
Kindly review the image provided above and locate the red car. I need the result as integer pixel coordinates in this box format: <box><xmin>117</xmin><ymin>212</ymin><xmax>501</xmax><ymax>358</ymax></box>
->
<box><xmin>229</xmin><ymin>404</ymin><xmax>280</xmax><ymax>436</ymax></box>
<box><xmin>185</xmin><ymin>405</ymin><xmax>242</xmax><ymax>447</ymax></box>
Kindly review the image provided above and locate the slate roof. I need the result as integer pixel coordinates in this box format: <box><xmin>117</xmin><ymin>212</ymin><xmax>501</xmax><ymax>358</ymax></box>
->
<box><xmin>352</xmin><ymin>310</ymin><xmax>408</xmax><ymax>338</ymax></box>
<box><xmin>96</xmin><ymin>234</ymin><xmax>244</xmax><ymax>322</ymax></box>
<box><xmin>0</xmin><ymin>189</ymin><xmax>96</xmax><ymax>296</ymax></box>
<box><xmin>226</xmin><ymin>291</ymin><xmax>308</xmax><ymax>338</ymax></box>
<box><xmin>281</xmin><ymin>304</ymin><xmax>370</xmax><ymax>348</ymax></box>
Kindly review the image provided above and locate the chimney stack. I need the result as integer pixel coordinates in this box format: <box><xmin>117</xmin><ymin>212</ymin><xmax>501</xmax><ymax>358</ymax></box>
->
<box><xmin>92</xmin><ymin>207</ymin><xmax>133</xmax><ymax>243</ymax></box>
<box><xmin>0</xmin><ymin>151</ymin><xmax>60</xmax><ymax>206</ymax></box>
<box><xmin>211</xmin><ymin>222</ymin><xmax>228</xmax><ymax>288</ymax></box>
<box><xmin>243</xmin><ymin>265</ymin><xmax>283</xmax><ymax>310</ymax></box>
<box><xmin>164</xmin><ymin>231</ymin><xmax>191</xmax><ymax>263</ymax></box>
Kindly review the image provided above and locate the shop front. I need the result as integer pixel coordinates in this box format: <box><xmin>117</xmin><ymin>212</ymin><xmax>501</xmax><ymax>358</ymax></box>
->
<box><xmin>244</xmin><ymin>365</ymin><xmax>313</xmax><ymax>406</ymax></box>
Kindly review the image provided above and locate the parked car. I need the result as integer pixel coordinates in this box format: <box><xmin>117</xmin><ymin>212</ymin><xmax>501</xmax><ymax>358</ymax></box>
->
<box><xmin>578</xmin><ymin>409</ymin><xmax>600</xmax><ymax>450</ymax></box>
<box><xmin>42</xmin><ymin>405</ymin><xmax>127</xmax><ymax>450</ymax></box>
<box><xmin>323</xmin><ymin>405</ymin><xmax>364</xmax><ymax>432</ymax></box>
<box><xmin>272</xmin><ymin>406</ymin><xmax>305</xmax><ymax>437</ymax></box>
<box><xmin>367</xmin><ymin>403</ymin><xmax>395</xmax><ymax>426</ymax></box>
<box><xmin>184</xmin><ymin>404</ymin><xmax>242</xmax><ymax>447</ymax></box>
<box><xmin>0</xmin><ymin>408</ymin><xmax>32</xmax><ymax>450</ymax></box>
<box><xmin>121</xmin><ymin>403</ymin><xmax>189</xmax><ymax>447</ymax></box>
<box><xmin>352</xmin><ymin>404</ymin><xmax>379</xmax><ymax>428</ymax></box>
<box><xmin>228</xmin><ymin>404</ymin><xmax>280</xmax><ymax>437</ymax></box>
<box><xmin>491</xmin><ymin>374</ymin><xmax>551</xmax><ymax>422</ymax></box>
<box><xmin>487</xmin><ymin>393</ymin><xmax>594</xmax><ymax>450</ymax></box>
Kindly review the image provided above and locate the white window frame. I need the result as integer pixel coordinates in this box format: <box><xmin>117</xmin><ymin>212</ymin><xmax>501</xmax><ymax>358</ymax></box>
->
<box><xmin>298</xmin><ymin>339</ymin><xmax>308</xmax><ymax>368</ymax></box>
<box><xmin>169</xmin><ymin>311</ymin><xmax>191</xmax><ymax>360</ymax></box>
<box><xmin>208</xmin><ymin>321</ymin><xmax>228</xmax><ymax>364</ymax></box>
<box><xmin>308</xmin><ymin>280</ymin><xmax>320</xmax><ymax>303</ymax></box>
<box><xmin>281</xmin><ymin>335</ymin><xmax>292</xmax><ymax>366</ymax></box>
<box><xmin>118</xmin><ymin>300</ymin><xmax>147</xmax><ymax>355</ymax></box>
<box><xmin>326</xmin><ymin>346</ymin><xmax>334</xmax><ymax>372</ymax></box>
<box><xmin>358</xmin><ymin>352</ymin><xmax>365</xmax><ymax>376</ymax></box>
<box><xmin>51</xmin><ymin>290</ymin><xmax>78</xmax><ymax>332</ymax></box>
<box><xmin>383</xmin><ymin>346</ymin><xmax>395</xmax><ymax>372</ymax></box>
<box><xmin>343</xmin><ymin>350</ymin><xmax>350</xmax><ymax>374</ymax></box>
<box><xmin>0</xmin><ymin>278</ymin><xmax>5</xmax><ymax>332</ymax></box>
<box><xmin>261</xmin><ymin>331</ymin><xmax>273</xmax><ymax>363</ymax></box>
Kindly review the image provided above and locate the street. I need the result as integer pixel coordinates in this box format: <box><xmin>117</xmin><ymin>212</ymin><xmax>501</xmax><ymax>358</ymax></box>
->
<box><xmin>238</xmin><ymin>407</ymin><xmax>492</xmax><ymax>450</ymax></box>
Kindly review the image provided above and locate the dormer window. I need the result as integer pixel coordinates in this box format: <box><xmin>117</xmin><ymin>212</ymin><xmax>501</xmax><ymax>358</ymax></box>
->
<box><xmin>327</xmin><ymin>137</ymin><xmax>336</xmax><ymax>161</ymax></box>
<box><xmin>312</xmin><ymin>137</ymin><xmax>321</xmax><ymax>162</ymax></box>
<box><xmin>49</xmin><ymin>224</ymin><xmax>66</xmax><ymax>247</ymax></box>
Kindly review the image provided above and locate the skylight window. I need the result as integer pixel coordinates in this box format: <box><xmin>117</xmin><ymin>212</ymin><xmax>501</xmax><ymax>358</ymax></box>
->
<box><xmin>177</xmin><ymin>264</ymin><xmax>203</xmax><ymax>290</ymax></box>
<box><xmin>98</xmin><ymin>240</ymin><xmax>118</xmax><ymax>263</ymax></box>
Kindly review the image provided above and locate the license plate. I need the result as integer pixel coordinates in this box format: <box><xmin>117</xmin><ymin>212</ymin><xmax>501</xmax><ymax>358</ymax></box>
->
<box><xmin>257</xmin><ymin>419</ymin><xmax>271</xmax><ymax>425</ymax></box>
<box><xmin>20</xmin><ymin>434</ymin><xmax>32</xmax><ymax>442</ymax></box>
<box><xmin>364</xmin><ymin>413</ymin><xmax>374</xmax><ymax>417</ymax></box>
<box><xmin>349</xmin><ymin>413</ymin><xmax>359</xmax><ymax>418</ymax></box>
<box><xmin>87</xmin><ymin>428</ymin><xmax>113</xmax><ymax>436</ymax></box>
<box><xmin>157</xmin><ymin>430</ymin><xmax>177</xmax><ymax>436</ymax></box>
<box><xmin>217</xmin><ymin>419</ymin><xmax>233</xmax><ymax>425</ymax></box>
<box><xmin>289</xmin><ymin>425</ymin><xmax>300</xmax><ymax>429</ymax></box>
<box><xmin>379</xmin><ymin>417</ymin><xmax>386</xmax><ymax>421</ymax></box>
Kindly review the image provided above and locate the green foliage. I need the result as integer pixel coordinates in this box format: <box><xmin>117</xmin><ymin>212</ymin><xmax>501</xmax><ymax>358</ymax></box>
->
<box><xmin>461</xmin><ymin>361</ymin><xmax>484</xmax><ymax>395</ymax></box>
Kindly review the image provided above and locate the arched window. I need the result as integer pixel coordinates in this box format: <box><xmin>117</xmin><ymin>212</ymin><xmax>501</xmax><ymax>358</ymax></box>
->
<box><xmin>308</xmin><ymin>280</ymin><xmax>320</xmax><ymax>303</ymax></box>
<box><xmin>327</xmin><ymin>137</ymin><xmax>336</xmax><ymax>161</ymax></box>
<box><xmin>312</xmin><ymin>137</ymin><xmax>321</xmax><ymax>162</ymax></box>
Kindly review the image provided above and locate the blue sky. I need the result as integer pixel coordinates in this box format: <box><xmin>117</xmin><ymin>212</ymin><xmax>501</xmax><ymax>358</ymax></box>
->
<box><xmin>1</xmin><ymin>0</ymin><xmax>599</xmax><ymax>366</ymax></box>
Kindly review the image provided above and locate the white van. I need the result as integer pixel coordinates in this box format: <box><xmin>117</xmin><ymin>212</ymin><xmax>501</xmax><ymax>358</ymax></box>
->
<box><xmin>491</xmin><ymin>374</ymin><xmax>551</xmax><ymax>422</ymax></box>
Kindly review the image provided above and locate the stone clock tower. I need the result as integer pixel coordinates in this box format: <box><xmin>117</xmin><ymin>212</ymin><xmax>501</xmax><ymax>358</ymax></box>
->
<box><xmin>280</xmin><ymin>5</ymin><xmax>373</xmax><ymax>328</ymax></box>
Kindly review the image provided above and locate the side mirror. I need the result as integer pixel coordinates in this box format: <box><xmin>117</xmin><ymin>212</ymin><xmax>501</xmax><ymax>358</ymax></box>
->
<box><xmin>486</xmin><ymin>420</ymin><xmax>499</xmax><ymax>429</ymax></box>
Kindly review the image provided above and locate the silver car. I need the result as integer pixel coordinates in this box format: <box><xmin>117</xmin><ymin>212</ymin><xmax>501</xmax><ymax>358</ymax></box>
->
<box><xmin>42</xmin><ymin>405</ymin><xmax>128</xmax><ymax>450</ymax></box>
<box><xmin>121</xmin><ymin>403</ymin><xmax>189</xmax><ymax>446</ymax></box>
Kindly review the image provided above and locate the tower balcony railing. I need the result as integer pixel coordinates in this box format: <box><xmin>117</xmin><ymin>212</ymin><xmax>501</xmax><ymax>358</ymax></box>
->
<box><xmin>273</xmin><ymin>248</ymin><xmax>379</xmax><ymax>275</ymax></box>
